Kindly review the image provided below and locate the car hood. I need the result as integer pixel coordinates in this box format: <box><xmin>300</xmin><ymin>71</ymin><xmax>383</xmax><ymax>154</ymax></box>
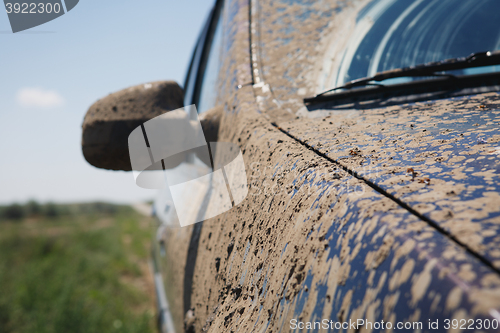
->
<box><xmin>253</xmin><ymin>0</ymin><xmax>500</xmax><ymax>270</ymax></box>
<box><xmin>276</xmin><ymin>92</ymin><xmax>500</xmax><ymax>270</ymax></box>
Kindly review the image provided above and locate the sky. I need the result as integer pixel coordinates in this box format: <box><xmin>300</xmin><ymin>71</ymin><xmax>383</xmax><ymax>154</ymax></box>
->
<box><xmin>0</xmin><ymin>1</ymin><xmax>214</xmax><ymax>204</ymax></box>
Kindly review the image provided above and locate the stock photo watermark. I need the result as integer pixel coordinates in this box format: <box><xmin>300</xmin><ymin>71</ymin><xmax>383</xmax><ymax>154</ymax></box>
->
<box><xmin>3</xmin><ymin>0</ymin><xmax>79</xmax><ymax>33</ymax></box>
<box><xmin>290</xmin><ymin>318</ymin><xmax>500</xmax><ymax>331</ymax></box>
<box><xmin>128</xmin><ymin>105</ymin><xmax>248</xmax><ymax>227</ymax></box>
<box><xmin>127</xmin><ymin>105</ymin><xmax>382</xmax><ymax>227</ymax></box>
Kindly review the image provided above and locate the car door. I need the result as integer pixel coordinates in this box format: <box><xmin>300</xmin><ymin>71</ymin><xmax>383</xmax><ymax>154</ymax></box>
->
<box><xmin>154</xmin><ymin>0</ymin><xmax>225</xmax><ymax>227</ymax></box>
<box><xmin>153</xmin><ymin>1</ymin><xmax>226</xmax><ymax>332</ymax></box>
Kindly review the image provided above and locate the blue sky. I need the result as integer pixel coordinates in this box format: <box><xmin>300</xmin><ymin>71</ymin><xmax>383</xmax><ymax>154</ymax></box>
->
<box><xmin>0</xmin><ymin>1</ymin><xmax>214</xmax><ymax>204</ymax></box>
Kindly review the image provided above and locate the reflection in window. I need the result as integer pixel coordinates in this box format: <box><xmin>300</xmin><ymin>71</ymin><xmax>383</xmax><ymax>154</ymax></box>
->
<box><xmin>335</xmin><ymin>0</ymin><xmax>500</xmax><ymax>86</ymax></box>
<box><xmin>197</xmin><ymin>10</ymin><xmax>224</xmax><ymax>114</ymax></box>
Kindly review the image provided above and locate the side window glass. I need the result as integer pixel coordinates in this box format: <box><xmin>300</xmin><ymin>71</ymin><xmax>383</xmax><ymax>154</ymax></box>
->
<box><xmin>197</xmin><ymin>10</ymin><xmax>224</xmax><ymax>114</ymax></box>
<box><xmin>183</xmin><ymin>0</ymin><xmax>224</xmax><ymax>113</ymax></box>
<box><xmin>183</xmin><ymin>25</ymin><xmax>208</xmax><ymax>107</ymax></box>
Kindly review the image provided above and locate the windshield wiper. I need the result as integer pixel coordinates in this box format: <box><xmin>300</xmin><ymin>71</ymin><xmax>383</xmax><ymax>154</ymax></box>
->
<box><xmin>304</xmin><ymin>50</ymin><xmax>500</xmax><ymax>104</ymax></box>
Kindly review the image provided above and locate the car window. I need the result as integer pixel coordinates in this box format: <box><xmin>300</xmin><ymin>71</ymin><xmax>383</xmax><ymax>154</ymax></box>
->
<box><xmin>197</xmin><ymin>12</ymin><xmax>224</xmax><ymax>114</ymax></box>
<box><xmin>183</xmin><ymin>0</ymin><xmax>224</xmax><ymax>113</ymax></box>
<box><xmin>183</xmin><ymin>35</ymin><xmax>204</xmax><ymax>108</ymax></box>
<box><xmin>183</xmin><ymin>15</ymin><xmax>211</xmax><ymax>107</ymax></box>
<box><xmin>333</xmin><ymin>0</ymin><xmax>500</xmax><ymax>87</ymax></box>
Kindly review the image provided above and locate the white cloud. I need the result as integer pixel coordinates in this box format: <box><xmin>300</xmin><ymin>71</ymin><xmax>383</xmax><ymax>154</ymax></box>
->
<box><xmin>16</xmin><ymin>87</ymin><xmax>65</xmax><ymax>108</ymax></box>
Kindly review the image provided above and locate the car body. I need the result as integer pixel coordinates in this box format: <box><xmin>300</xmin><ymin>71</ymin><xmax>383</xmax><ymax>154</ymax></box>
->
<box><xmin>83</xmin><ymin>0</ymin><xmax>500</xmax><ymax>332</ymax></box>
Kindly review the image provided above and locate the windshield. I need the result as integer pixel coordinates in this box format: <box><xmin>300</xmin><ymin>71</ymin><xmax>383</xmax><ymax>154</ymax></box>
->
<box><xmin>334</xmin><ymin>0</ymin><xmax>500</xmax><ymax>87</ymax></box>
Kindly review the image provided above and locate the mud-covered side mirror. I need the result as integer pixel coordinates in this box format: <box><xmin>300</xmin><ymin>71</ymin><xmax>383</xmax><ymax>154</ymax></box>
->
<box><xmin>81</xmin><ymin>81</ymin><xmax>184</xmax><ymax>170</ymax></box>
<box><xmin>81</xmin><ymin>81</ymin><xmax>222</xmax><ymax>171</ymax></box>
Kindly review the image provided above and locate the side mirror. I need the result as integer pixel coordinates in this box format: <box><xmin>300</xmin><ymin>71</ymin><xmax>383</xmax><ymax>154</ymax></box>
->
<box><xmin>81</xmin><ymin>81</ymin><xmax>221</xmax><ymax>171</ymax></box>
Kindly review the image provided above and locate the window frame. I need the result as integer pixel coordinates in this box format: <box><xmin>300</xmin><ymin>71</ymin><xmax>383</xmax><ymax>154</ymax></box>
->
<box><xmin>183</xmin><ymin>0</ymin><xmax>224</xmax><ymax>109</ymax></box>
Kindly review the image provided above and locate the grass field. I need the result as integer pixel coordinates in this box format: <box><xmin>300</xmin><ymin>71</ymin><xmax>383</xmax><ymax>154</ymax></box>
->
<box><xmin>0</xmin><ymin>203</ymin><xmax>156</xmax><ymax>333</ymax></box>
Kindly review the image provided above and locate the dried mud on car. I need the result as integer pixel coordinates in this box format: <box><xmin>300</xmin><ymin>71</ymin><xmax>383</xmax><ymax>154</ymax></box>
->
<box><xmin>159</xmin><ymin>87</ymin><xmax>500</xmax><ymax>333</ymax></box>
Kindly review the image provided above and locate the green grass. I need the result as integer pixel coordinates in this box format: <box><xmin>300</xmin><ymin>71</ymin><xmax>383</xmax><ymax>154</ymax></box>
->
<box><xmin>0</xmin><ymin>204</ymin><xmax>155</xmax><ymax>333</ymax></box>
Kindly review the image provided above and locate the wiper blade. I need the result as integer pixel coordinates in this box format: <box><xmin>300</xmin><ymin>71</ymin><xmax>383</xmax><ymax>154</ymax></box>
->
<box><xmin>304</xmin><ymin>72</ymin><xmax>500</xmax><ymax>109</ymax></box>
<box><xmin>306</xmin><ymin>50</ymin><xmax>500</xmax><ymax>102</ymax></box>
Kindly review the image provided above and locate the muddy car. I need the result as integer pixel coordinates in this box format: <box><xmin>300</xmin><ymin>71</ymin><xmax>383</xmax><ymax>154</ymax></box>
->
<box><xmin>82</xmin><ymin>0</ymin><xmax>500</xmax><ymax>332</ymax></box>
